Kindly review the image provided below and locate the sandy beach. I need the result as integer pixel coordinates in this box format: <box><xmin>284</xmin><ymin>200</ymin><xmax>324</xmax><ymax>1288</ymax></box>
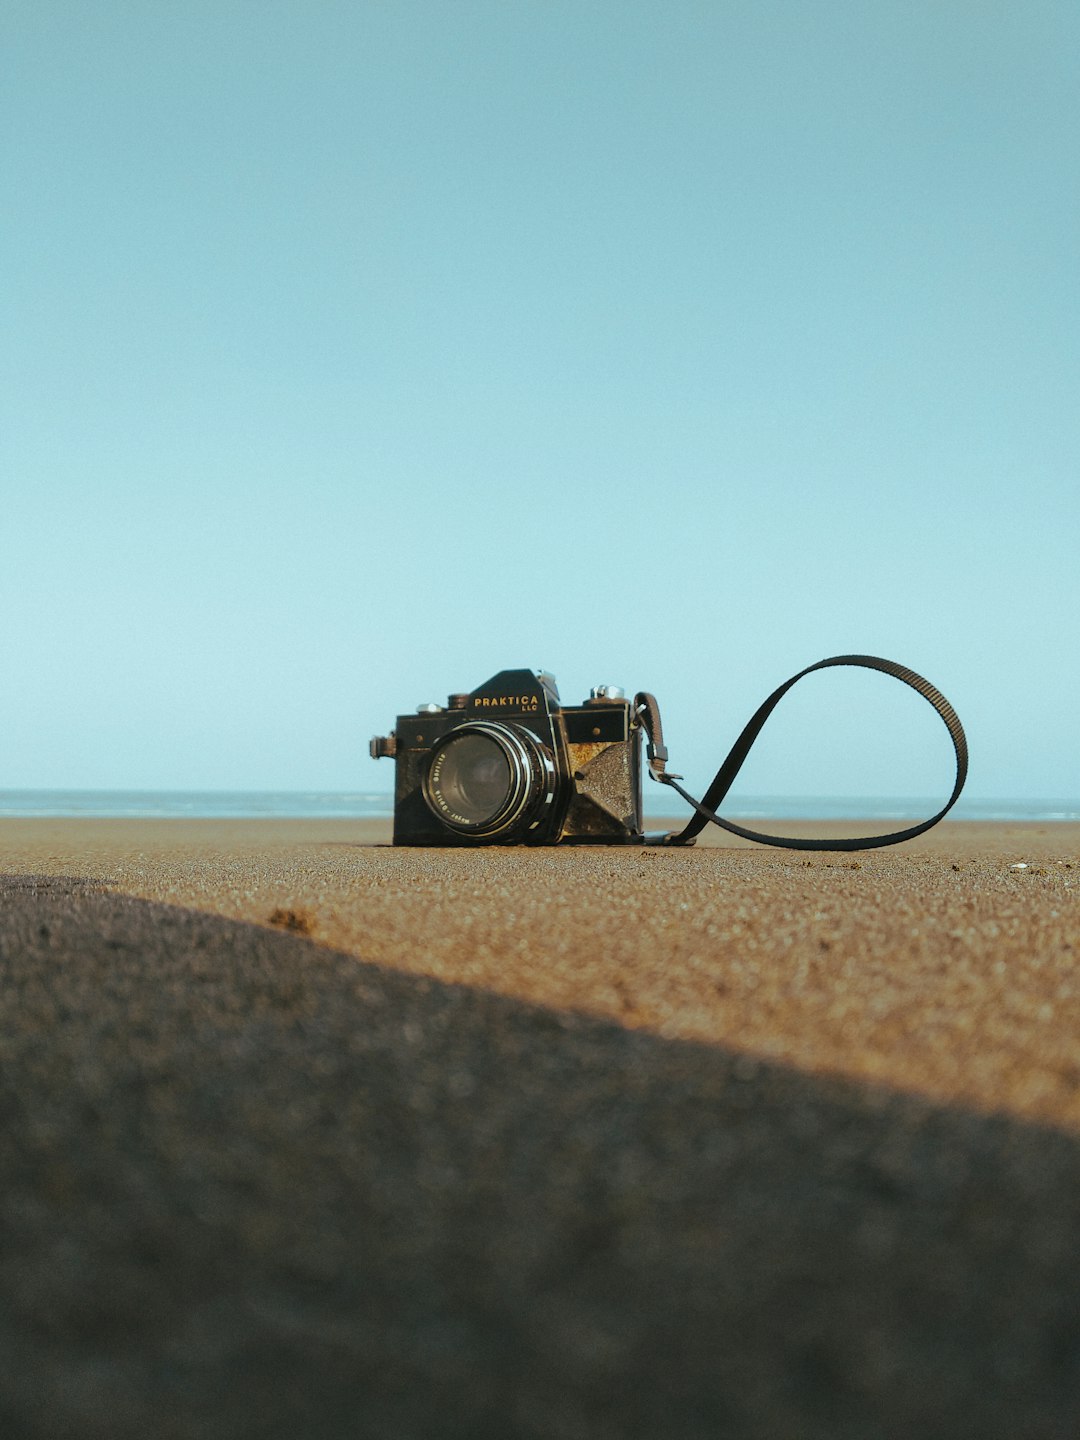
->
<box><xmin>2</xmin><ymin>818</ymin><xmax>1079</xmax><ymax>1438</ymax></box>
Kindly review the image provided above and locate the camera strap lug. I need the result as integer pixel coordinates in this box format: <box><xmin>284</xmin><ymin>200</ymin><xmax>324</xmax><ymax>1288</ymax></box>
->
<box><xmin>632</xmin><ymin>693</ymin><xmax>682</xmax><ymax>782</ymax></box>
<box><xmin>635</xmin><ymin>654</ymin><xmax>968</xmax><ymax>852</ymax></box>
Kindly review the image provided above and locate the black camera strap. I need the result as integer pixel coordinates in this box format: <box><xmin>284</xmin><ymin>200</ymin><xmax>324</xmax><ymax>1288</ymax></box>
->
<box><xmin>635</xmin><ymin>654</ymin><xmax>968</xmax><ymax>851</ymax></box>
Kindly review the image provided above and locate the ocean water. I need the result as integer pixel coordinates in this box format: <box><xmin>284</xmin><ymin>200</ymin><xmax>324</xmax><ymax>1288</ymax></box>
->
<box><xmin>1</xmin><ymin>790</ymin><xmax>1077</xmax><ymax>821</ymax></box>
<box><xmin>0</xmin><ymin>791</ymin><xmax>395</xmax><ymax>819</ymax></box>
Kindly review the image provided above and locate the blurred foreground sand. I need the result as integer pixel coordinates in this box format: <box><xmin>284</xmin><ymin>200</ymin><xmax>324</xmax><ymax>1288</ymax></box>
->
<box><xmin>1</xmin><ymin>819</ymin><xmax>1078</xmax><ymax>1438</ymax></box>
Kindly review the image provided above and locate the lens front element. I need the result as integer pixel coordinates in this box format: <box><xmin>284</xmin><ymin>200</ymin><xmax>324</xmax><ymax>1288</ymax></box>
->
<box><xmin>429</xmin><ymin>732</ymin><xmax>512</xmax><ymax>827</ymax></box>
<box><xmin>423</xmin><ymin>722</ymin><xmax>554</xmax><ymax>837</ymax></box>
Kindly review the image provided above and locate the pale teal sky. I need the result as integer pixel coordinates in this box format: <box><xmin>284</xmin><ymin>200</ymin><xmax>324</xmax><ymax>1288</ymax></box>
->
<box><xmin>2</xmin><ymin>2</ymin><xmax>1077</xmax><ymax>801</ymax></box>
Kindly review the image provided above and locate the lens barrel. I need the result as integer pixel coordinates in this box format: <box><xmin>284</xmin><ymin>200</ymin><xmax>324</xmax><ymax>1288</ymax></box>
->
<box><xmin>422</xmin><ymin>721</ymin><xmax>555</xmax><ymax>838</ymax></box>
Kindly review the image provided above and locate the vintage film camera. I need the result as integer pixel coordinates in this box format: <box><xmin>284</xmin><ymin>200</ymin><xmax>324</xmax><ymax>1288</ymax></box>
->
<box><xmin>370</xmin><ymin>669</ymin><xmax>647</xmax><ymax>845</ymax></box>
<box><xmin>372</xmin><ymin>656</ymin><xmax>968</xmax><ymax>851</ymax></box>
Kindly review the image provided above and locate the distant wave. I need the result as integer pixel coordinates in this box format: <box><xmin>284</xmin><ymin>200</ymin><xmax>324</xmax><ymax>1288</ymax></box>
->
<box><xmin>672</xmin><ymin>796</ymin><xmax>1080</xmax><ymax>824</ymax></box>
<box><xmin>1</xmin><ymin>790</ymin><xmax>1078</xmax><ymax>822</ymax></box>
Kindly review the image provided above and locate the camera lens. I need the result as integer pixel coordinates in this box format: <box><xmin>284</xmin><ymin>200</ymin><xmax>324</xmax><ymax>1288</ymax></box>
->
<box><xmin>429</xmin><ymin>733</ymin><xmax>512</xmax><ymax>826</ymax></box>
<box><xmin>423</xmin><ymin>722</ymin><xmax>554</xmax><ymax>837</ymax></box>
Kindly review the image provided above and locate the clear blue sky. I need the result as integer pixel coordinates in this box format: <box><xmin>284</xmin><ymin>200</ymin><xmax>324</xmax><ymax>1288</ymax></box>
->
<box><xmin>2</xmin><ymin>2</ymin><xmax>1077</xmax><ymax>803</ymax></box>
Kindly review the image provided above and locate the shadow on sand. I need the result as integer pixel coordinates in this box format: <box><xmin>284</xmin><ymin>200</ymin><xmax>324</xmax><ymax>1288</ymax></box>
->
<box><xmin>1</xmin><ymin>875</ymin><xmax>1079</xmax><ymax>1440</ymax></box>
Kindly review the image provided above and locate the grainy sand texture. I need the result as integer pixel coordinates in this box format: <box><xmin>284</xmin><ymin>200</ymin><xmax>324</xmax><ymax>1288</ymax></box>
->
<box><xmin>1</xmin><ymin>818</ymin><xmax>1079</xmax><ymax>1439</ymax></box>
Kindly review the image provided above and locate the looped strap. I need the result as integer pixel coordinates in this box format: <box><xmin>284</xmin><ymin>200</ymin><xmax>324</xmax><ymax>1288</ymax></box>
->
<box><xmin>635</xmin><ymin>655</ymin><xmax>968</xmax><ymax>851</ymax></box>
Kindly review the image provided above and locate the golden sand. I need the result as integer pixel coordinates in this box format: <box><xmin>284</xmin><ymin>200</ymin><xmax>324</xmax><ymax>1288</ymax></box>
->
<box><xmin>1</xmin><ymin>818</ymin><xmax>1078</xmax><ymax>1437</ymax></box>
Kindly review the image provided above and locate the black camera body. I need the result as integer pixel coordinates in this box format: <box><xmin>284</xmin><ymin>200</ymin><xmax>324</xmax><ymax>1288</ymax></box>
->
<box><xmin>370</xmin><ymin>669</ymin><xmax>644</xmax><ymax>845</ymax></box>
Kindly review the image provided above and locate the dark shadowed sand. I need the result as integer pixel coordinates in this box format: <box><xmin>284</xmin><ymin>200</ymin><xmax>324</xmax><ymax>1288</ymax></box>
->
<box><xmin>1</xmin><ymin>818</ymin><xmax>1079</xmax><ymax>1439</ymax></box>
